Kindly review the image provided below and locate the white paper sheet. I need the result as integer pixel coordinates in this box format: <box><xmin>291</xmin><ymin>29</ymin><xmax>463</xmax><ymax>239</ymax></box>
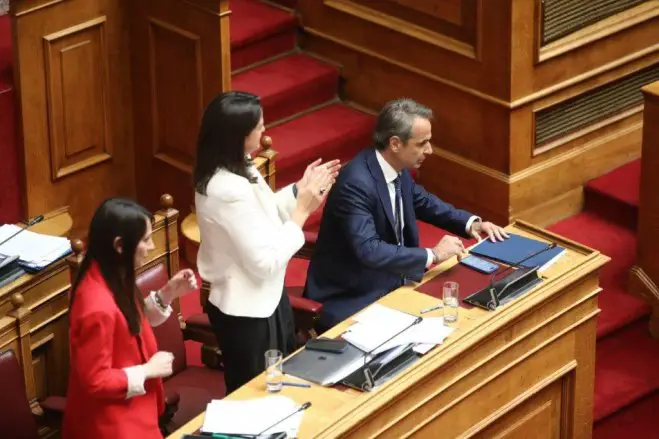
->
<box><xmin>202</xmin><ymin>395</ymin><xmax>304</xmax><ymax>437</ymax></box>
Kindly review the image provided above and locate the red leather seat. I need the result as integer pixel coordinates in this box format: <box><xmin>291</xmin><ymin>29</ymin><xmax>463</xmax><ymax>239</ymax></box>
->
<box><xmin>136</xmin><ymin>264</ymin><xmax>225</xmax><ymax>432</ymax></box>
<box><xmin>0</xmin><ymin>350</ymin><xmax>40</xmax><ymax>439</ymax></box>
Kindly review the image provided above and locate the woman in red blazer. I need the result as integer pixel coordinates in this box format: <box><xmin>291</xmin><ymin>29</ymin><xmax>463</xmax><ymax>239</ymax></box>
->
<box><xmin>62</xmin><ymin>199</ymin><xmax>197</xmax><ymax>439</ymax></box>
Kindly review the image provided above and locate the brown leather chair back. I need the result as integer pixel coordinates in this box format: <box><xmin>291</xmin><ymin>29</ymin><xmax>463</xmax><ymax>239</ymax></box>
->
<box><xmin>136</xmin><ymin>264</ymin><xmax>187</xmax><ymax>376</ymax></box>
<box><xmin>0</xmin><ymin>350</ymin><xmax>40</xmax><ymax>439</ymax></box>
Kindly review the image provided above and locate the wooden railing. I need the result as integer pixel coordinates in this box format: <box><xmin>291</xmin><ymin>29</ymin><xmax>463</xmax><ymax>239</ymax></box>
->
<box><xmin>629</xmin><ymin>81</ymin><xmax>659</xmax><ymax>338</ymax></box>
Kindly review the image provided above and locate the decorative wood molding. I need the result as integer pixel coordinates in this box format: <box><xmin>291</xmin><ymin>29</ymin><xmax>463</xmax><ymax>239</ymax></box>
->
<box><xmin>42</xmin><ymin>16</ymin><xmax>113</xmax><ymax>180</ymax></box>
<box><xmin>513</xmin><ymin>42</ymin><xmax>659</xmax><ymax>108</ymax></box>
<box><xmin>324</xmin><ymin>0</ymin><xmax>478</xmax><ymax>60</ymax></box>
<box><xmin>147</xmin><ymin>16</ymin><xmax>204</xmax><ymax>175</ymax></box>
<box><xmin>628</xmin><ymin>266</ymin><xmax>659</xmax><ymax>339</ymax></box>
<box><xmin>12</xmin><ymin>0</ymin><xmax>66</xmax><ymax>17</ymax></box>
<box><xmin>535</xmin><ymin>0</ymin><xmax>659</xmax><ymax>64</ymax></box>
<box><xmin>302</xmin><ymin>26</ymin><xmax>509</xmax><ymax>107</ymax></box>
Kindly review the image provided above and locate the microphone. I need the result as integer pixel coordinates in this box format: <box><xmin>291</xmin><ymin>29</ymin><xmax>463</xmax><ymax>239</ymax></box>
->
<box><xmin>0</xmin><ymin>214</ymin><xmax>45</xmax><ymax>249</ymax></box>
<box><xmin>253</xmin><ymin>401</ymin><xmax>312</xmax><ymax>438</ymax></box>
<box><xmin>361</xmin><ymin>315</ymin><xmax>422</xmax><ymax>391</ymax></box>
<box><xmin>0</xmin><ymin>215</ymin><xmax>46</xmax><ymax>281</ymax></box>
<box><xmin>485</xmin><ymin>242</ymin><xmax>558</xmax><ymax>310</ymax></box>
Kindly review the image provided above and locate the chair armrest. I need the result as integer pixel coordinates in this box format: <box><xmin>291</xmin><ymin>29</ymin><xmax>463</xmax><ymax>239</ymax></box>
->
<box><xmin>181</xmin><ymin>312</ymin><xmax>218</xmax><ymax>346</ymax></box>
<box><xmin>164</xmin><ymin>388</ymin><xmax>180</xmax><ymax>408</ymax></box>
<box><xmin>289</xmin><ymin>295</ymin><xmax>323</xmax><ymax>314</ymax></box>
<box><xmin>41</xmin><ymin>396</ymin><xmax>66</xmax><ymax>415</ymax></box>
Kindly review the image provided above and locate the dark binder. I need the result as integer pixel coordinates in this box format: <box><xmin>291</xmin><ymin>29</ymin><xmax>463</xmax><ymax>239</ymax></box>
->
<box><xmin>471</xmin><ymin>234</ymin><xmax>564</xmax><ymax>269</ymax></box>
<box><xmin>0</xmin><ymin>255</ymin><xmax>25</xmax><ymax>288</ymax></box>
<box><xmin>463</xmin><ymin>266</ymin><xmax>543</xmax><ymax>311</ymax></box>
<box><xmin>341</xmin><ymin>343</ymin><xmax>420</xmax><ymax>392</ymax></box>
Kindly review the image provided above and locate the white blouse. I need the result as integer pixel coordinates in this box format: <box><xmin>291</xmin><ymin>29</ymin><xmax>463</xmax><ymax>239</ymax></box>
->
<box><xmin>195</xmin><ymin>166</ymin><xmax>304</xmax><ymax>318</ymax></box>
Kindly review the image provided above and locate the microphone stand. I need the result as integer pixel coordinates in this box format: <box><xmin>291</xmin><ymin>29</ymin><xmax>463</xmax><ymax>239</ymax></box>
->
<box><xmin>485</xmin><ymin>243</ymin><xmax>558</xmax><ymax>310</ymax></box>
<box><xmin>251</xmin><ymin>401</ymin><xmax>312</xmax><ymax>438</ymax></box>
<box><xmin>0</xmin><ymin>215</ymin><xmax>45</xmax><ymax>249</ymax></box>
<box><xmin>360</xmin><ymin>316</ymin><xmax>422</xmax><ymax>391</ymax></box>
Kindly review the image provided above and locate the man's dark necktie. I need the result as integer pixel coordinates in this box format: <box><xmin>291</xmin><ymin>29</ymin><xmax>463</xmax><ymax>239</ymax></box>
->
<box><xmin>394</xmin><ymin>175</ymin><xmax>404</xmax><ymax>246</ymax></box>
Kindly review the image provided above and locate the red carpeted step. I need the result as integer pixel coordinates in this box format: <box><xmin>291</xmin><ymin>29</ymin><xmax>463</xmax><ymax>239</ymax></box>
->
<box><xmin>593</xmin><ymin>318</ymin><xmax>659</xmax><ymax>421</ymax></box>
<box><xmin>593</xmin><ymin>390</ymin><xmax>659</xmax><ymax>439</ymax></box>
<box><xmin>0</xmin><ymin>14</ymin><xmax>21</xmax><ymax>224</ymax></box>
<box><xmin>584</xmin><ymin>160</ymin><xmax>641</xmax><ymax>230</ymax></box>
<box><xmin>268</xmin><ymin>103</ymin><xmax>375</xmax><ymax>189</ymax></box>
<box><xmin>230</xmin><ymin>0</ymin><xmax>297</xmax><ymax>70</ymax></box>
<box><xmin>548</xmin><ymin>211</ymin><xmax>649</xmax><ymax>337</ymax></box>
<box><xmin>233</xmin><ymin>53</ymin><xmax>339</xmax><ymax>124</ymax></box>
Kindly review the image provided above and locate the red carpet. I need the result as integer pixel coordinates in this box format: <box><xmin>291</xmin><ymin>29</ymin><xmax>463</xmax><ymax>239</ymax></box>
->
<box><xmin>230</xmin><ymin>0</ymin><xmax>296</xmax><ymax>70</ymax></box>
<box><xmin>584</xmin><ymin>160</ymin><xmax>641</xmax><ymax>230</ymax></box>
<box><xmin>547</xmin><ymin>159</ymin><xmax>659</xmax><ymax>435</ymax></box>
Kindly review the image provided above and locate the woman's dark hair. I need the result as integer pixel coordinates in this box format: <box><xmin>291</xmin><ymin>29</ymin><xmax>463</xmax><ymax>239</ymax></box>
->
<box><xmin>70</xmin><ymin>198</ymin><xmax>151</xmax><ymax>336</ymax></box>
<box><xmin>193</xmin><ymin>91</ymin><xmax>263</xmax><ymax>194</ymax></box>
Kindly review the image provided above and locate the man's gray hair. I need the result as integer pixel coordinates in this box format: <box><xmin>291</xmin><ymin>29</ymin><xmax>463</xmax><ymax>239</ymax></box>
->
<box><xmin>372</xmin><ymin>98</ymin><xmax>433</xmax><ymax>151</ymax></box>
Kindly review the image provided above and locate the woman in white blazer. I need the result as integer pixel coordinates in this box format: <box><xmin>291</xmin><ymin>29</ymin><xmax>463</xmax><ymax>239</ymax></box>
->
<box><xmin>193</xmin><ymin>91</ymin><xmax>339</xmax><ymax>393</ymax></box>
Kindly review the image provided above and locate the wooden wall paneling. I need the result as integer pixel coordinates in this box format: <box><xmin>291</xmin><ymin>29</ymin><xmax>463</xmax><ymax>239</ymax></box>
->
<box><xmin>300</xmin><ymin>33</ymin><xmax>514</xmax><ymax>225</ymax></box>
<box><xmin>300</xmin><ymin>0</ymin><xmax>659</xmax><ymax>225</ymax></box>
<box><xmin>629</xmin><ymin>81</ymin><xmax>659</xmax><ymax>338</ymax></box>
<box><xmin>511</xmin><ymin>0</ymin><xmax>659</xmax><ymax>101</ymax></box>
<box><xmin>298</xmin><ymin>0</ymin><xmax>513</xmax><ymax>100</ymax></box>
<box><xmin>11</xmin><ymin>0</ymin><xmax>134</xmax><ymax>236</ymax></box>
<box><xmin>129</xmin><ymin>0</ymin><xmax>230</xmax><ymax>217</ymax></box>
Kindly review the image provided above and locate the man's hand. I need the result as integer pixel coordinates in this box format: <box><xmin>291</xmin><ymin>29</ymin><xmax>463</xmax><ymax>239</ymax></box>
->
<box><xmin>470</xmin><ymin>220</ymin><xmax>509</xmax><ymax>242</ymax></box>
<box><xmin>432</xmin><ymin>236</ymin><xmax>468</xmax><ymax>263</ymax></box>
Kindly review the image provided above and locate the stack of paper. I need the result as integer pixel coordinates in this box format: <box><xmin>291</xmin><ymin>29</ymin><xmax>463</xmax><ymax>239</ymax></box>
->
<box><xmin>0</xmin><ymin>225</ymin><xmax>72</xmax><ymax>272</ymax></box>
<box><xmin>342</xmin><ymin>304</ymin><xmax>454</xmax><ymax>355</ymax></box>
<box><xmin>202</xmin><ymin>396</ymin><xmax>304</xmax><ymax>437</ymax></box>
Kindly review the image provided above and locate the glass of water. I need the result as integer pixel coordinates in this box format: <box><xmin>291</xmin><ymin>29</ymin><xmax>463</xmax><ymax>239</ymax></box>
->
<box><xmin>443</xmin><ymin>281</ymin><xmax>459</xmax><ymax>324</ymax></box>
<box><xmin>264</xmin><ymin>349</ymin><xmax>283</xmax><ymax>393</ymax></box>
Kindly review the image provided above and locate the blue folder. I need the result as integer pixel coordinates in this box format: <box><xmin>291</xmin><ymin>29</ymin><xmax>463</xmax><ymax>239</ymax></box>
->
<box><xmin>470</xmin><ymin>233</ymin><xmax>564</xmax><ymax>269</ymax></box>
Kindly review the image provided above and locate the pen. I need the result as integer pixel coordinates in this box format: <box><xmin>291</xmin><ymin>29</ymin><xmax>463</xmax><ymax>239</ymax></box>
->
<box><xmin>282</xmin><ymin>381</ymin><xmax>311</xmax><ymax>388</ymax></box>
<box><xmin>420</xmin><ymin>304</ymin><xmax>443</xmax><ymax>314</ymax></box>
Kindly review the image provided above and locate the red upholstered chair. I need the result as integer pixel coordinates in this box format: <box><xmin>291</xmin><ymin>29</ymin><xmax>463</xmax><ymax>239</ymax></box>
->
<box><xmin>0</xmin><ymin>349</ymin><xmax>40</xmax><ymax>439</ymax></box>
<box><xmin>135</xmin><ymin>263</ymin><xmax>225</xmax><ymax>433</ymax></box>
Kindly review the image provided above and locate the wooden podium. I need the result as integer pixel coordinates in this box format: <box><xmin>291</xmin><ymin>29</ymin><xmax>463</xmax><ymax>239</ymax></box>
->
<box><xmin>169</xmin><ymin>221</ymin><xmax>608</xmax><ymax>439</ymax></box>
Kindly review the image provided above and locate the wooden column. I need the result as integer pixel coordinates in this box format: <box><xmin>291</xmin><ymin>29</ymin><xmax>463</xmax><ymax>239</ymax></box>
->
<box><xmin>629</xmin><ymin>81</ymin><xmax>659</xmax><ymax>338</ymax></box>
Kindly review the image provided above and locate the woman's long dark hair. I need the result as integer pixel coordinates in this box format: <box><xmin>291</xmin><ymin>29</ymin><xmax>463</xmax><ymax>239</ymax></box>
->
<box><xmin>70</xmin><ymin>199</ymin><xmax>151</xmax><ymax>336</ymax></box>
<box><xmin>193</xmin><ymin>91</ymin><xmax>263</xmax><ymax>194</ymax></box>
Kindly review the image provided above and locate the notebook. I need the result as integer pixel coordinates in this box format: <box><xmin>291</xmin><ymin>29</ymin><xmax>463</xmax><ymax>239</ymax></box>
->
<box><xmin>470</xmin><ymin>233</ymin><xmax>565</xmax><ymax>270</ymax></box>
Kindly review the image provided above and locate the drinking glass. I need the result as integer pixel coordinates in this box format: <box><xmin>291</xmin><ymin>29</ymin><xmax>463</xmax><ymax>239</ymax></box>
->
<box><xmin>443</xmin><ymin>281</ymin><xmax>459</xmax><ymax>324</ymax></box>
<box><xmin>264</xmin><ymin>349</ymin><xmax>283</xmax><ymax>393</ymax></box>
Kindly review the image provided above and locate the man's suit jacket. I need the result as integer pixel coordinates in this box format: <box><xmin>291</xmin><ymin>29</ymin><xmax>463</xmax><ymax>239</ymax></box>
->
<box><xmin>304</xmin><ymin>148</ymin><xmax>473</xmax><ymax>328</ymax></box>
<box><xmin>63</xmin><ymin>262</ymin><xmax>164</xmax><ymax>439</ymax></box>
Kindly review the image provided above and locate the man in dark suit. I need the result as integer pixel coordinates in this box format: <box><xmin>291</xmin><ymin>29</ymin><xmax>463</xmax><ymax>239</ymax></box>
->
<box><xmin>304</xmin><ymin>98</ymin><xmax>508</xmax><ymax>329</ymax></box>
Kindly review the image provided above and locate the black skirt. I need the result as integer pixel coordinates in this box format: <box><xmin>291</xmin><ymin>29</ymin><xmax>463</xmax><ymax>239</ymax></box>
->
<box><xmin>205</xmin><ymin>289</ymin><xmax>296</xmax><ymax>394</ymax></box>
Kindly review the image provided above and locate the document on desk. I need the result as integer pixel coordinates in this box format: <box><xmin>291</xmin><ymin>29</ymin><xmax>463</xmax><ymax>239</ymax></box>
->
<box><xmin>201</xmin><ymin>395</ymin><xmax>303</xmax><ymax>437</ymax></box>
<box><xmin>343</xmin><ymin>304</ymin><xmax>454</xmax><ymax>354</ymax></box>
<box><xmin>0</xmin><ymin>225</ymin><xmax>72</xmax><ymax>271</ymax></box>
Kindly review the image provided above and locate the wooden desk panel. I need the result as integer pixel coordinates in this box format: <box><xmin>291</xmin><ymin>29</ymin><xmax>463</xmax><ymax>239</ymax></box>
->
<box><xmin>169</xmin><ymin>220</ymin><xmax>608</xmax><ymax>439</ymax></box>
